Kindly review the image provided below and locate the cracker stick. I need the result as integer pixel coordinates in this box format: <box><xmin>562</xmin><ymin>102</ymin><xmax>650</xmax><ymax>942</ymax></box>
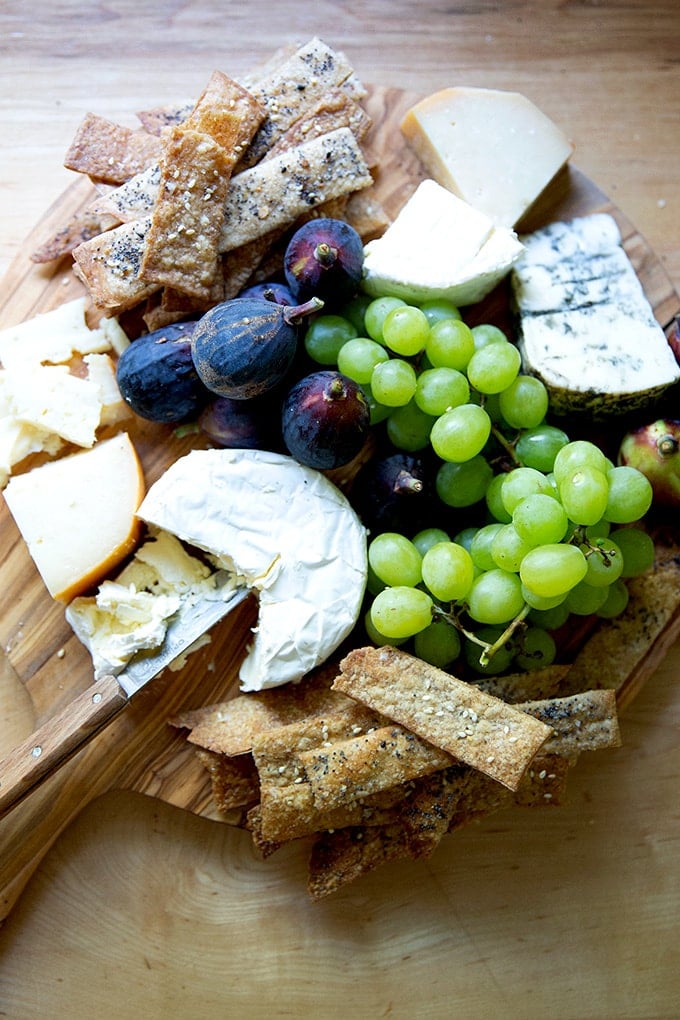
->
<box><xmin>64</xmin><ymin>113</ymin><xmax>162</xmax><ymax>184</ymax></box>
<box><xmin>516</xmin><ymin>690</ymin><xmax>622</xmax><ymax>755</ymax></box>
<box><xmin>336</xmin><ymin>647</ymin><xmax>552</xmax><ymax>791</ymax></box>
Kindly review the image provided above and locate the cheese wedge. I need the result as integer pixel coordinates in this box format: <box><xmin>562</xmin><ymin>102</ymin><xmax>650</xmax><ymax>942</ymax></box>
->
<box><xmin>401</xmin><ymin>87</ymin><xmax>574</xmax><ymax>228</ymax></box>
<box><xmin>3</xmin><ymin>432</ymin><xmax>145</xmax><ymax>602</ymax></box>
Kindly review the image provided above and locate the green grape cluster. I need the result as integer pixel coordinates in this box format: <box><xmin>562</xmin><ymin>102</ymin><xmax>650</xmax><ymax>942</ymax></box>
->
<box><xmin>303</xmin><ymin>293</ymin><xmax>656</xmax><ymax>676</ymax></box>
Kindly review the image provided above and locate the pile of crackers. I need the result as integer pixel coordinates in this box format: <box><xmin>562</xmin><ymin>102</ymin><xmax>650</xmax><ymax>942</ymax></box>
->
<box><xmin>32</xmin><ymin>38</ymin><xmax>388</xmax><ymax>333</ymax></box>
<box><xmin>172</xmin><ymin>645</ymin><xmax>624</xmax><ymax>898</ymax></box>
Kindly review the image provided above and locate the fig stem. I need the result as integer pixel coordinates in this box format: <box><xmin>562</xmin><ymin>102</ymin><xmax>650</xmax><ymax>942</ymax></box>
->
<box><xmin>393</xmin><ymin>469</ymin><xmax>424</xmax><ymax>496</ymax></box>
<box><xmin>282</xmin><ymin>296</ymin><xmax>325</xmax><ymax>325</ymax></box>
<box><xmin>314</xmin><ymin>242</ymin><xmax>337</xmax><ymax>267</ymax></box>
<box><xmin>658</xmin><ymin>434</ymin><xmax>679</xmax><ymax>457</ymax></box>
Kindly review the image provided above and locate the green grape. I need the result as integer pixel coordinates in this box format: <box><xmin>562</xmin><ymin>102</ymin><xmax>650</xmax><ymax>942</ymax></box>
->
<box><xmin>501</xmin><ymin>467</ymin><xmax>554</xmax><ymax>515</ymax></box>
<box><xmin>366</xmin><ymin>562</ymin><xmax>387</xmax><ymax>596</ymax></box>
<box><xmin>436</xmin><ymin>456</ymin><xmax>493</xmax><ymax>507</ymax></box>
<box><xmin>490</xmin><ymin>523</ymin><xmax>535</xmax><ymax>572</ymax></box>
<box><xmin>421</xmin><ymin>541</ymin><xmax>475</xmax><ymax>601</ymax></box>
<box><xmin>604</xmin><ymin>465</ymin><xmax>653</xmax><ymax>523</ymax></box>
<box><xmin>552</xmin><ymin>439</ymin><xmax>608</xmax><ymax>487</ymax></box>
<box><xmin>413</xmin><ymin>527</ymin><xmax>450</xmax><ymax>557</ymax></box>
<box><xmin>418</xmin><ymin>298</ymin><xmax>462</xmax><ymax>326</ymax></box>
<box><xmin>370</xmin><ymin>585</ymin><xmax>433</xmax><ymax>639</ymax></box>
<box><xmin>464</xmin><ymin>628</ymin><xmax>516</xmax><ymax>675</ymax></box>
<box><xmin>558</xmin><ymin>465</ymin><xmax>609</xmax><ymax>526</ymax></box>
<box><xmin>304</xmin><ymin>314</ymin><xmax>358</xmax><ymax>364</ymax></box>
<box><xmin>564</xmin><ymin>579</ymin><xmax>609</xmax><ymax>616</ymax></box>
<box><xmin>370</xmin><ymin>358</ymin><xmax>417</xmax><ymax>406</ymax></box>
<box><xmin>469</xmin><ymin>523</ymin><xmax>504</xmax><ymax>571</ymax></box>
<box><xmin>582</xmin><ymin>538</ymin><xmax>624</xmax><ymax>587</ymax></box>
<box><xmin>609</xmin><ymin>527</ymin><xmax>656</xmax><ymax>577</ymax></box>
<box><xmin>485</xmin><ymin>473</ymin><xmax>512</xmax><ymax>523</ymax></box>
<box><xmin>425</xmin><ymin>318</ymin><xmax>475</xmax><ymax>371</ymax></box>
<box><xmin>430</xmin><ymin>404</ymin><xmax>491</xmax><ymax>462</ymax></box>
<box><xmin>514</xmin><ymin>627</ymin><xmax>557</xmax><ymax>671</ymax></box>
<box><xmin>361</xmin><ymin>384</ymin><xmax>392</xmax><ymax>425</ymax></box>
<box><xmin>523</xmin><ymin>585</ymin><xmax>569</xmax><ymax>614</ymax></box>
<box><xmin>386</xmin><ymin>401</ymin><xmax>435</xmax><ymax>451</ymax></box>
<box><xmin>342</xmin><ymin>293</ymin><xmax>372</xmax><ymax>334</ymax></box>
<box><xmin>368</xmin><ymin>532</ymin><xmax>422</xmax><ymax>587</ymax></box>
<box><xmin>467</xmin><ymin>568</ymin><xmax>525</xmax><ymax>625</ymax></box>
<box><xmin>337</xmin><ymin>337</ymin><xmax>389</xmax><ymax>384</ymax></box>
<box><xmin>414</xmin><ymin>366</ymin><xmax>470</xmax><ymax>416</ymax></box>
<box><xmin>597</xmin><ymin>578</ymin><xmax>630</xmax><ymax>619</ymax></box>
<box><xmin>528</xmin><ymin>599</ymin><xmax>571</xmax><ymax>631</ymax></box>
<box><xmin>364</xmin><ymin>295</ymin><xmax>407</xmax><ymax>342</ymax></box>
<box><xmin>515</xmin><ymin>424</ymin><xmax>570</xmax><ymax>472</ymax></box>
<box><xmin>364</xmin><ymin>608</ymin><xmax>407</xmax><ymax>647</ymax></box>
<box><xmin>414</xmin><ymin>619</ymin><xmax>462</xmax><ymax>668</ymax></box>
<box><xmin>453</xmin><ymin>526</ymin><xmax>478</xmax><ymax>553</ymax></box>
<box><xmin>382</xmin><ymin>305</ymin><xmax>430</xmax><ymax>356</ymax></box>
<box><xmin>470</xmin><ymin>324</ymin><xmax>508</xmax><ymax>349</ymax></box>
<box><xmin>519</xmin><ymin>543</ymin><xmax>588</xmax><ymax>598</ymax></box>
<box><xmin>466</xmin><ymin>341</ymin><xmax>521</xmax><ymax>395</ymax></box>
<box><xmin>498</xmin><ymin>375</ymin><xmax>549</xmax><ymax>429</ymax></box>
<box><xmin>480</xmin><ymin>391</ymin><xmax>504</xmax><ymax>424</ymax></box>
<box><xmin>512</xmin><ymin>493</ymin><xmax>569</xmax><ymax>546</ymax></box>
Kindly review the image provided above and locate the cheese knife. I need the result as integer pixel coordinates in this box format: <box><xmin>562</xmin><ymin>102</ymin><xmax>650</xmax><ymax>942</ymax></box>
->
<box><xmin>0</xmin><ymin>577</ymin><xmax>249</xmax><ymax>819</ymax></box>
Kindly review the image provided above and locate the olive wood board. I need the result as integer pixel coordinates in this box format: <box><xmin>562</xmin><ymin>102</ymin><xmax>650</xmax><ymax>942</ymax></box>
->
<box><xmin>0</xmin><ymin>85</ymin><xmax>678</xmax><ymax>924</ymax></box>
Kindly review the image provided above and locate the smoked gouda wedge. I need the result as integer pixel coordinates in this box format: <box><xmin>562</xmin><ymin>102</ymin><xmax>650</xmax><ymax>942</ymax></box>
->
<box><xmin>3</xmin><ymin>432</ymin><xmax>145</xmax><ymax>602</ymax></box>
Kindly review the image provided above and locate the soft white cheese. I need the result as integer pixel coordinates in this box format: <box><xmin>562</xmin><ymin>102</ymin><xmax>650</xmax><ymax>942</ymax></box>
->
<box><xmin>136</xmin><ymin>448</ymin><xmax>368</xmax><ymax>691</ymax></box>
<box><xmin>362</xmin><ymin>179</ymin><xmax>524</xmax><ymax>306</ymax></box>
<box><xmin>512</xmin><ymin>213</ymin><xmax>680</xmax><ymax>416</ymax></box>
<box><xmin>66</xmin><ymin>529</ymin><xmax>230</xmax><ymax>679</ymax></box>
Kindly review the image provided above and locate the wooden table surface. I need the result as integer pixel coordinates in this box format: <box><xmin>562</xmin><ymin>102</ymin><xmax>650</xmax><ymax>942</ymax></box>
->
<box><xmin>0</xmin><ymin>2</ymin><xmax>679</xmax><ymax>1017</ymax></box>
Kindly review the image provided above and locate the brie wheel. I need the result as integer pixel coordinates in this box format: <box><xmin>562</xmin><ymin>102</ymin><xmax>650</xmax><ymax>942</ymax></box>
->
<box><xmin>136</xmin><ymin>449</ymin><xmax>368</xmax><ymax>690</ymax></box>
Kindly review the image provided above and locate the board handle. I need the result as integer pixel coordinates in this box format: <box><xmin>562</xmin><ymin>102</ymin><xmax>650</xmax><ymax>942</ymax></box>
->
<box><xmin>0</xmin><ymin>675</ymin><xmax>128</xmax><ymax>819</ymax></box>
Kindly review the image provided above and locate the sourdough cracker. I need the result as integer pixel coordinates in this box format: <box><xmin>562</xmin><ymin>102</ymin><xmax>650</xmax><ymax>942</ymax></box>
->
<box><xmin>64</xmin><ymin>113</ymin><xmax>162</xmax><ymax>184</ymax></box>
<box><xmin>517</xmin><ymin>690</ymin><xmax>621</xmax><ymax>755</ymax></box>
<box><xmin>335</xmin><ymin>647</ymin><xmax>552</xmax><ymax>791</ymax></box>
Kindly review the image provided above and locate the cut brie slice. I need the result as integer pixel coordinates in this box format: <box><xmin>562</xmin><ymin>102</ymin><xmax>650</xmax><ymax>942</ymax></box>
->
<box><xmin>136</xmin><ymin>449</ymin><xmax>368</xmax><ymax>691</ymax></box>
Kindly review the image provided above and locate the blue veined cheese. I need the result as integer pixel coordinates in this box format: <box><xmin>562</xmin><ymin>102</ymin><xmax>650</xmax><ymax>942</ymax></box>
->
<box><xmin>361</xmin><ymin>179</ymin><xmax>524</xmax><ymax>306</ymax></box>
<box><xmin>512</xmin><ymin>213</ymin><xmax>680</xmax><ymax>416</ymax></box>
<box><xmin>136</xmin><ymin>448</ymin><xmax>368</xmax><ymax>691</ymax></box>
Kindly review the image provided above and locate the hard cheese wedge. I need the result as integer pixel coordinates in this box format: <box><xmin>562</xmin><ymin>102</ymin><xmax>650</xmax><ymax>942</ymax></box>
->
<box><xmin>3</xmin><ymin>432</ymin><xmax>145</xmax><ymax>602</ymax></box>
<box><xmin>401</xmin><ymin>87</ymin><xmax>574</xmax><ymax>228</ymax></box>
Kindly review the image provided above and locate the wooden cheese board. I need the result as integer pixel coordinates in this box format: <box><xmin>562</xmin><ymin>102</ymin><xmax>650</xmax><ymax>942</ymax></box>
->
<box><xmin>0</xmin><ymin>85</ymin><xmax>679</xmax><ymax>923</ymax></box>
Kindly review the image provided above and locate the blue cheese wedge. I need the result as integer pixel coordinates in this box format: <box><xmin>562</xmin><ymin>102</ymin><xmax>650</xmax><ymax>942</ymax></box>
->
<box><xmin>136</xmin><ymin>448</ymin><xmax>368</xmax><ymax>691</ymax></box>
<box><xmin>361</xmin><ymin>179</ymin><xmax>524</xmax><ymax>306</ymax></box>
<box><xmin>512</xmin><ymin>213</ymin><xmax>680</xmax><ymax>416</ymax></box>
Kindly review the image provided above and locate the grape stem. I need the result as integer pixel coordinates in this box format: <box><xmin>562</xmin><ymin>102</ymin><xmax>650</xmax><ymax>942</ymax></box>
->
<box><xmin>569</xmin><ymin>526</ymin><xmax>617</xmax><ymax>565</ymax></box>
<box><xmin>489</xmin><ymin>422</ymin><xmax>520</xmax><ymax>466</ymax></box>
<box><xmin>433</xmin><ymin>602</ymin><xmax>531</xmax><ymax>666</ymax></box>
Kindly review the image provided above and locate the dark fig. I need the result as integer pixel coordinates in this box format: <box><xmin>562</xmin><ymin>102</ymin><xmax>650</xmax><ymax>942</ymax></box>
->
<box><xmin>198</xmin><ymin>395</ymin><xmax>281</xmax><ymax>451</ymax></box>
<box><xmin>116</xmin><ymin>319</ymin><xmax>210</xmax><ymax>423</ymax></box>
<box><xmin>281</xmin><ymin>370</ymin><xmax>370</xmax><ymax>470</ymax></box>
<box><xmin>351</xmin><ymin>452</ymin><xmax>433</xmax><ymax>534</ymax></box>
<box><xmin>618</xmin><ymin>418</ymin><xmax>680</xmax><ymax>506</ymax></box>
<box><xmin>191</xmin><ymin>295</ymin><xmax>322</xmax><ymax>400</ymax></box>
<box><xmin>283</xmin><ymin>218</ymin><xmax>364</xmax><ymax>304</ymax></box>
<box><xmin>237</xmin><ymin>281</ymin><xmax>295</xmax><ymax>305</ymax></box>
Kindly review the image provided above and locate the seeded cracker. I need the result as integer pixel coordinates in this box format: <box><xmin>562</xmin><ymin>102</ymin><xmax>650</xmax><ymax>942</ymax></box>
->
<box><xmin>335</xmin><ymin>647</ymin><xmax>552</xmax><ymax>791</ymax></box>
<box><xmin>63</xmin><ymin>113</ymin><xmax>162</xmax><ymax>184</ymax></box>
<box><xmin>516</xmin><ymin>690</ymin><xmax>621</xmax><ymax>755</ymax></box>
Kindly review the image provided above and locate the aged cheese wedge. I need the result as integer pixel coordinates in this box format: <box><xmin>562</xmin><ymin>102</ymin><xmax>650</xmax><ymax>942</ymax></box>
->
<box><xmin>3</xmin><ymin>432</ymin><xmax>145</xmax><ymax>602</ymax></box>
<box><xmin>137</xmin><ymin>448</ymin><xmax>368</xmax><ymax>691</ymax></box>
<box><xmin>401</xmin><ymin>87</ymin><xmax>574</xmax><ymax>228</ymax></box>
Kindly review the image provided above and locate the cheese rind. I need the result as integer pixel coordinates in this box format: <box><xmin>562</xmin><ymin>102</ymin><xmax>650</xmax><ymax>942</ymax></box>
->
<box><xmin>3</xmin><ymin>432</ymin><xmax>145</xmax><ymax>602</ymax></box>
<box><xmin>512</xmin><ymin>213</ymin><xmax>680</xmax><ymax>416</ymax></box>
<box><xmin>362</xmin><ymin>179</ymin><xmax>524</xmax><ymax>306</ymax></box>
<box><xmin>401</xmin><ymin>87</ymin><xmax>574</xmax><ymax>228</ymax></box>
<box><xmin>137</xmin><ymin>448</ymin><xmax>368</xmax><ymax>691</ymax></box>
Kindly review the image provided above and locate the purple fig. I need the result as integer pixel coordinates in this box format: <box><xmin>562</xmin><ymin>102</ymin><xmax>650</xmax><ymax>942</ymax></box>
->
<box><xmin>618</xmin><ymin>418</ymin><xmax>680</xmax><ymax>506</ymax></box>
<box><xmin>238</xmin><ymin>281</ymin><xmax>295</xmax><ymax>305</ymax></box>
<box><xmin>283</xmin><ymin>218</ymin><xmax>364</xmax><ymax>304</ymax></box>
<box><xmin>281</xmin><ymin>370</ymin><xmax>370</xmax><ymax>470</ymax></box>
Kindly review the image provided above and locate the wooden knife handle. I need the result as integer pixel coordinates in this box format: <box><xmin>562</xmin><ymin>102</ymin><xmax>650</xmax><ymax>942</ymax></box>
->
<box><xmin>0</xmin><ymin>675</ymin><xmax>128</xmax><ymax>819</ymax></box>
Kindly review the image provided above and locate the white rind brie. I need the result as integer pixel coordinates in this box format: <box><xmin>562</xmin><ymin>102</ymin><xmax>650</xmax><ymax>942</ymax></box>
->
<box><xmin>136</xmin><ymin>448</ymin><xmax>368</xmax><ymax>691</ymax></box>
